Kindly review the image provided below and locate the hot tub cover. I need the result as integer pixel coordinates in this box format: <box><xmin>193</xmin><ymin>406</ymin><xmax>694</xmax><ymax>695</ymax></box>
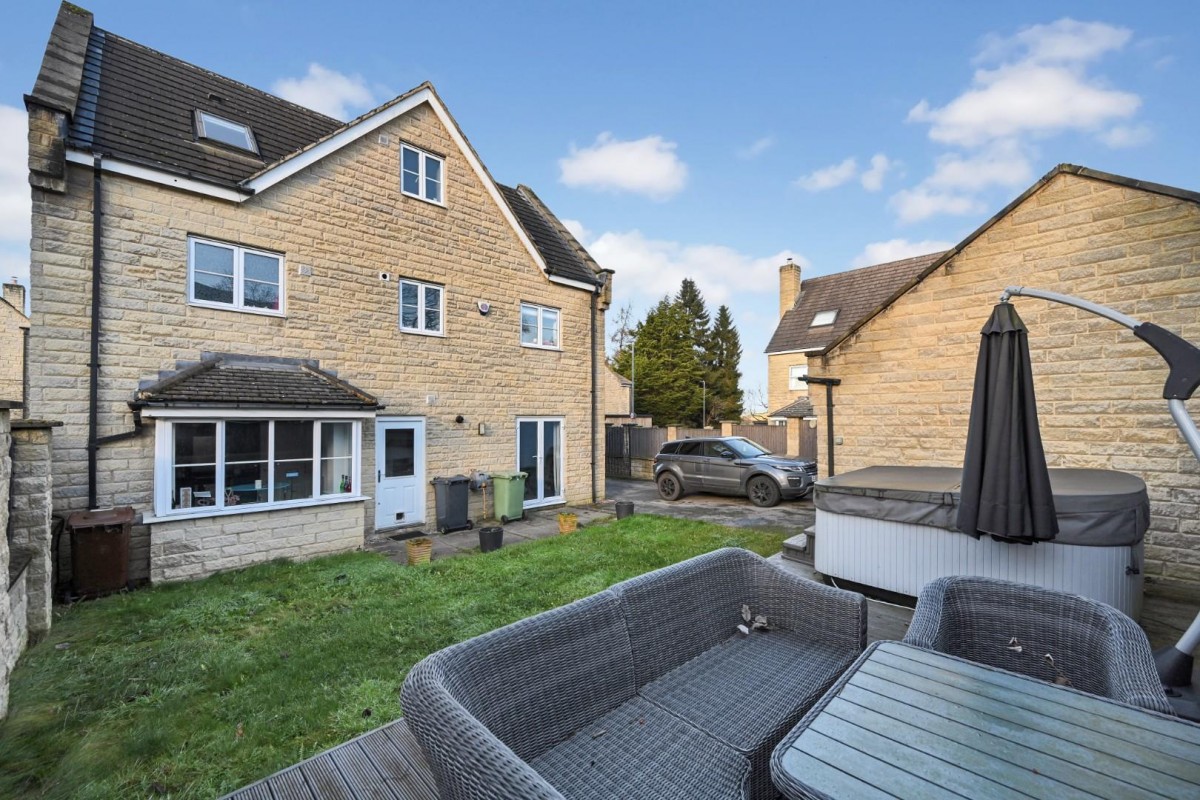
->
<box><xmin>814</xmin><ymin>466</ymin><xmax>1148</xmax><ymax>546</ymax></box>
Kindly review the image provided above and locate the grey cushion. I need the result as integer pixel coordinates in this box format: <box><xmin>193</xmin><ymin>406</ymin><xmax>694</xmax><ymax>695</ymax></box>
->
<box><xmin>641</xmin><ymin>631</ymin><xmax>856</xmax><ymax>800</ymax></box>
<box><xmin>530</xmin><ymin>697</ymin><xmax>750</xmax><ymax>800</ymax></box>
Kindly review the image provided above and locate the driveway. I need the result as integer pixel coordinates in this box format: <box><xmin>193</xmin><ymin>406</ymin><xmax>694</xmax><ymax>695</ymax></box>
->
<box><xmin>604</xmin><ymin>478</ymin><xmax>814</xmax><ymax>533</ymax></box>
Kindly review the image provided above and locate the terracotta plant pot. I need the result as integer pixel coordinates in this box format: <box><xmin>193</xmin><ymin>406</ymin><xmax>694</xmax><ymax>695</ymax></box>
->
<box><xmin>557</xmin><ymin>512</ymin><xmax>578</xmax><ymax>535</ymax></box>
<box><xmin>406</xmin><ymin>537</ymin><xmax>433</xmax><ymax>565</ymax></box>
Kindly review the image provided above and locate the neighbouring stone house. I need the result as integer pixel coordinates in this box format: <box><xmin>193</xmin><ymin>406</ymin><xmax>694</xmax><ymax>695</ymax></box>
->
<box><xmin>767</xmin><ymin>164</ymin><xmax>1200</xmax><ymax>599</ymax></box>
<box><xmin>0</xmin><ymin>280</ymin><xmax>29</xmax><ymax>409</ymax></box>
<box><xmin>602</xmin><ymin>364</ymin><xmax>652</xmax><ymax>427</ymax></box>
<box><xmin>25</xmin><ymin>4</ymin><xmax>611</xmax><ymax>584</ymax></box>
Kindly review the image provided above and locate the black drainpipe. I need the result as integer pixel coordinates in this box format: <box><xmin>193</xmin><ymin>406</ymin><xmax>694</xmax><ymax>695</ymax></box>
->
<box><xmin>590</xmin><ymin>284</ymin><xmax>599</xmax><ymax>504</ymax></box>
<box><xmin>803</xmin><ymin>376</ymin><xmax>841</xmax><ymax>477</ymax></box>
<box><xmin>87</xmin><ymin>154</ymin><xmax>103</xmax><ymax>510</ymax></box>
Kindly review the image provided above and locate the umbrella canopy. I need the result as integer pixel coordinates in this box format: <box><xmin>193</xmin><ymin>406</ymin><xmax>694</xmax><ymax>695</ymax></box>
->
<box><xmin>957</xmin><ymin>302</ymin><xmax>1058</xmax><ymax>542</ymax></box>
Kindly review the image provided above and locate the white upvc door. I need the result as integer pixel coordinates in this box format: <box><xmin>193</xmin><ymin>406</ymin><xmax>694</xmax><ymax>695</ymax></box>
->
<box><xmin>517</xmin><ymin>417</ymin><xmax>564</xmax><ymax>508</ymax></box>
<box><xmin>375</xmin><ymin>417</ymin><xmax>425</xmax><ymax>529</ymax></box>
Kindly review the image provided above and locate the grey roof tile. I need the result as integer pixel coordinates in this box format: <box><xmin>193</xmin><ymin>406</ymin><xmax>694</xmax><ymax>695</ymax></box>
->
<box><xmin>768</xmin><ymin>398</ymin><xmax>815</xmax><ymax>418</ymax></box>
<box><xmin>136</xmin><ymin>357</ymin><xmax>380</xmax><ymax>409</ymax></box>
<box><xmin>498</xmin><ymin>184</ymin><xmax>599</xmax><ymax>286</ymax></box>
<box><xmin>765</xmin><ymin>252</ymin><xmax>945</xmax><ymax>354</ymax></box>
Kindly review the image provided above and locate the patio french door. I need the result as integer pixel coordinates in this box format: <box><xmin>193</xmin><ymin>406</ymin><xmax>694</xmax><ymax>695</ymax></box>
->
<box><xmin>517</xmin><ymin>417</ymin><xmax>563</xmax><ymax>508</ymax></box>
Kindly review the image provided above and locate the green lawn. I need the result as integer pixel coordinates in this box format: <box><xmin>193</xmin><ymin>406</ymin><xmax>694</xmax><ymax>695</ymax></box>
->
<box><xmin>0</xmin><ymin>515</ymin><xmax>787</xmax><ymax>799</ymax></box>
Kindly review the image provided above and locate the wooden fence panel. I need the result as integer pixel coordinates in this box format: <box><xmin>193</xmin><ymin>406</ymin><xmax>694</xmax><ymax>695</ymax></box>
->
<box><xmin>628</xmin><ymin>426</ymin><xmax>668</xmax><ymax>459</ymax></box>
<box><xmin>675</xmin><ymin>427</ymin><xmax>709</xmax><ymax>441</ymax></box>
<box><xmin>731</xmin><ymin>424</ymin><xmax>787</xmax><ymax>454</ymax></box>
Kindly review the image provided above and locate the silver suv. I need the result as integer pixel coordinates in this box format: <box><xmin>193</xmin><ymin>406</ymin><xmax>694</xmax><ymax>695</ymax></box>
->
<box><xmin>652</xmin><ymin>436</ymin><xmax>817</xmax><ymax>507</ymax></box>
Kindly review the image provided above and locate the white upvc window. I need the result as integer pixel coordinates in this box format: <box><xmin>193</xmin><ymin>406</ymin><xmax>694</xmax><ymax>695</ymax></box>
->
<box><xmin>399</xmin><ymin>279</ymin><xmax>444</xmax><ymax>335</ymax></box>
<box><xmin>788</xmin><ymin>364</ymin><xmax>809</xmax><ymax>390</ymax></box>
<box><xmin>810</xmin><ymin>310</ymin><xmax>838</xmax><ymax>327</ymax></box>
<box><xmin>154</xmin><ymin>415</ymin><xmax>362</xmax><ymax>519</ymax></box>
<box><xmin>521</xmin><ymin>302</ymin><xmax>560</xmax><ymax>349</ymax></box>
<box><xmin>196</xmin><ymin>110</ymin><xmax>259</xmax><ymax>154</ymax></box>
<box><xmin>401</xmin><ymin>144</ymin><xmax>444</xmax><ymax>204</ymax></box>
<box><xmin>188</xmin><ymin>236</ymin><xmax>284</xmax><ymax>315</ymax></box>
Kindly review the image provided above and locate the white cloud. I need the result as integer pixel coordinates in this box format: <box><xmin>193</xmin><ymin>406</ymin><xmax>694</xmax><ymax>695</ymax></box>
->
<box><xmin>737</xmin><ymin>135</ymin><xmax>775</xmax><ymax>160</ymax></box>
<box><xmin>559</xmin><ymin>133</ymin><xmax>688</xmax><ymax>200</ymax></box>
<box><xmin>859</xmin><ymin>154</ymin><xmax>893</xmax><ymax>192</ymax></box>
<box><xmin>890</xmin><ymin>188</ymin><xmax>985</xmax><ymax>224</ymax></box>
<box><xmin>852</xmin><ymin>238</ymin><xmax>955</xmax><ymax>268</ymax></box>
<box><xmin>561</xmin><ymin>218</ymin><xmax>591</xmax><ymax>243</ymax></box>
<box><xmin>581</xmin><ymin>228</ymin><xmax>800</xmax><ymax>307</ymax></box>
<box><xmin>0</xmin><ymin>105</ymin><xmax>30</xmax><ymax>245</ymax></box>
<box><xmin>908</xmin><ymin>20</ymin><xmax>1139</xmax><ymax>148</ymax></box>
<box><xmin>272</xmin><ymin>63</ymin><xmax>377</xmax><ymax>120</ymax></box>
<box><xmin>796</xmin><ymin>157</ymin><xmax>858</xmax><ymax>192</ymax></box>
<box><xmin>924</xmin><ymin>140</ymin><xmax>1034</xmax><ymax>192</ymax></box>
<box><xmin>1099</xmin><ymin>124</ymin><xmax>1153</xmax><ymax>148</ymax></box>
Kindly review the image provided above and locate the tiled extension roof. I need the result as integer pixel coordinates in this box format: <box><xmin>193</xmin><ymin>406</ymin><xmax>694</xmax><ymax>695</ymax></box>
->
<box><xmin>135</xmin><ymin>356</ymin><xmax>380</xmax><ymax>410</ymax></box>
<box><xmin>74</xmin><ymin>29</ymin><xmax>343</xmax><ymax>188</ymax></box>
<box><xmin>499</xmin><ymin>184</ymin><xmax>601</xmax><ymax>286</ymax></box>
<box><xmin>765</xmin><ymin>252</ymin><xmax>945</xmax><ymax>355</ymax></box>
<box><xmin>768</xmin><ymin>398</ymin><xmax>815</xmax><ymax>418</ymax></box>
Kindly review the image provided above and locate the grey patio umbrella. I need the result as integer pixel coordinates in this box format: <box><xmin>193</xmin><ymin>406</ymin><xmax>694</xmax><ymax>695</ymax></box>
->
<box><xmin>956</xmin><ymin>301</ymin><xmax>1058</xmax><ymax>542</ymax></box>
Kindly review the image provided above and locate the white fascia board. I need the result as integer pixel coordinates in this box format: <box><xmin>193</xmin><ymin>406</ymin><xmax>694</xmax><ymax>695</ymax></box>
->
<box><xmin>66</xmin><ymin>150</ymin><xmax>249</xmax><ymax>202</ymax></box>
<box><xmin>548</xmin><ymin>275</ymin><xmax>599</xmax><ymax>292</ymax></box>
<box><xmin>765</xmin><ymin>347</ymin><xmax>825</xmax><ymax>356</ymax></box>
<box><xmin>139</xmin><ymin>407</ymin><xmax>376</xmax><ymax>420</ymax></box>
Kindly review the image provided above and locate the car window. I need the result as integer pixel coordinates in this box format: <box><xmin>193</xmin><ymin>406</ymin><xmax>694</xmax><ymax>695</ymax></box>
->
<box><xmin>677</xmin><ymin>441</ymin><xmax>703</xmax><ymax>456</ymax></box>
<box><xmin>703</xmin><ymin>442</ymin><xmax>735</xmax><ymax>458</ymax></box>
<box><xmin>660</xmin><ymin>442</ymin><xmax>680</xmax><ymax>455</ymax></box>
<box><xmin>727</xmin><ymin>438</ymin><xmax>771</xmax><ymax>457</ymax></box>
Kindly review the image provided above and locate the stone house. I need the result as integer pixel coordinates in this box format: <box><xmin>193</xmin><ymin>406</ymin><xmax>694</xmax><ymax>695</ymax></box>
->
<box><xmin>766</xmin><ymin>164</ymin><xmax>1200</xmax><ymax>598</ymax></box>
<box><xmin>25</xmin><ymin>4</ymin><xmax>611</xmax><ymax>583</ymax></box>
<box><xmin>0</xmin><ymin>280</ymin><xmax>29</xmax><ymax>408</ymax></box>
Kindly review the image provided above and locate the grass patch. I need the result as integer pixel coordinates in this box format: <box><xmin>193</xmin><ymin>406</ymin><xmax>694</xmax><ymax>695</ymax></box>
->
<box><xmin>0</xmin><ymin>515</ymin><xmax>786</xmax><ymax>799</ymax></box>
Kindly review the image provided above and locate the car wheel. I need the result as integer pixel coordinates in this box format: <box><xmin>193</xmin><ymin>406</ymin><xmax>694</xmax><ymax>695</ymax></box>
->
<box><xmin>747</xmin><ymin>475</ymin><xmax>781</xmax><ymax>508</ymax></box>
<box><xmin>657</xmin><ymin>472</ymin><xmax>683</xmax><ymax>501</ymax></box>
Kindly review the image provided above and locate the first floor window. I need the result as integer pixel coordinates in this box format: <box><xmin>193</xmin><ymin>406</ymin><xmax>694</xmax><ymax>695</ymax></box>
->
<box><xmin>788</xmin><ymin>364</ymin><xmax>808</xmax><ymax>390</ymax></box>
<box><xmin>521</xmin><ymin>302</ymin><xmax>560</xmax><ymax>349</ymax></box>
<box><xmin>399</xmin><ymin>279</ymin><xmax>443</xmax><ymax>334</ymax></box>
<box><xmin>189</xmin><ymin>236</ymin><xmax>283</xmax><ymax>313</ymax></box>
<box><xmin>161</xmin><ymin>417</ymin><xmax>360</xmax><ymax>516</ymax></box>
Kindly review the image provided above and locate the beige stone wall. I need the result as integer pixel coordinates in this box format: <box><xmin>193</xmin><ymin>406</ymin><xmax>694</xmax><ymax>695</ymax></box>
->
<box><xmin>10</xmin><ymin>421</ymin><xmax>58</xmax><ymax>635</ymax></box>
<box><xmin>767</xmin><ymin>352</ymin><xmax>810</xmax><ymax>415</ymax></box>
<box><xmin>150</xmin><ymin>500</ymin><xmax>365</xmax><ymax>583</ymax></box>
<box><xmin>810</xmin><ymin>172</ymin><xmax>1200</xmax><ymax>597</ymax></box>
<box><xmin>0</xmin><ymin>295</ymin><xmax>27</xmax><ymax>407</ymax></box>
<box><xmin>29</xmin><ymin>100</ymin><xmax>605</xmax><ymax>582</ymax></box>
<box><xmin>0</xmin><ymin>408</ymin><xmax>18</xmax><ymax>718</ymax></box>
<box><xmin>603</xmin><ymin>366</ymin><xmax>630</xmax><ymax>417</ymax></box>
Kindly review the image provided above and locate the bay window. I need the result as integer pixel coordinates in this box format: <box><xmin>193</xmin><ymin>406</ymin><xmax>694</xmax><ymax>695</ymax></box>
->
<box><xmin>156</xmin><ymin>416</ymin><xmax>362</xmax><ymax>518</ymax></box>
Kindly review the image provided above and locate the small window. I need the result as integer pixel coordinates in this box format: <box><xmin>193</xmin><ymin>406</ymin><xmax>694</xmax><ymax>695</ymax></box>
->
<box><xmin>401</xmin><ymin>144</ymin><xmax>444</xmax><ymax>204</ymax></box>
<box><xmin>399</xmin><ymin>279</ymin><xmax>444</xmax><ymax>335</ymax></box>
<box><xmin>788</xmin><ymin>364</ymin><xmax>808</xmax><ymax>390</ymax></box>
<box><xmin>196</xmin><ymin>111</ymin><xmax>259</xmax><ymax>153</ymax></box>
<box><xmin>188</xmin><ymin>237</ymin><xmax>283</xmax><ymax>314</ymax></box>
<box><xmin>521</xmin><ymin>302</ymin><xmax>560</xmax><ymax>349</ymax></box>
<box><xmin>810</xmin><ymin>310</ymin><xmax>838</xmax><ymax>327</ymax></box>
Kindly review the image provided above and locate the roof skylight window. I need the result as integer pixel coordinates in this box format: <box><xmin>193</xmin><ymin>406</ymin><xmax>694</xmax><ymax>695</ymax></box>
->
<box><xmin>810</xmin><ymin>310</ymin><xmax>838</xmax><ymax>327</ymax></box>
<box><xmin>196</xmin><ymin>110</ymin><xmax>258</xmax><ymax>153</ymax></box>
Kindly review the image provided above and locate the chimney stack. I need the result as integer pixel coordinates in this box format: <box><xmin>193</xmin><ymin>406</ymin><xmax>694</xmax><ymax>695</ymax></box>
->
<box><xmin>779</xmin><ymin>258</ymin><xmax>802</xmax><ymax>318</ymax></box>
<box><xmin>1</xmin><ymin>278</ymin><xmax>24</xmax><ymax>316</ymax></box>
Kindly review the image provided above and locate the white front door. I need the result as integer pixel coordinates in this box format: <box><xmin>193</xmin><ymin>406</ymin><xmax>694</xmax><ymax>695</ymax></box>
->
<box><xmin>518</xmin><ymin>417</ymin><xmax>563</xmax><ymax>508</ymax></box>
<box><xmin>375</xmin><ymin>418</ymin><xmax>425</xmax><ymax>529</ymax></box>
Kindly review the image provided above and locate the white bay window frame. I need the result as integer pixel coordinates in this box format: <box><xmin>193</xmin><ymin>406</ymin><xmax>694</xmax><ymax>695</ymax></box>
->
<box><xmin>148</xmin><ymin>409</ymin><xmax>367</xmax><ymax>521</ymax></box>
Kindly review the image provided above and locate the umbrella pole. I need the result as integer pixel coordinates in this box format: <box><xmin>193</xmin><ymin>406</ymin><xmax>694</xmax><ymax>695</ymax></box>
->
<box><xmin>1002</xmin><ymin>286</ymin><xmax>1200</xmax><ymax>697</ymax></box>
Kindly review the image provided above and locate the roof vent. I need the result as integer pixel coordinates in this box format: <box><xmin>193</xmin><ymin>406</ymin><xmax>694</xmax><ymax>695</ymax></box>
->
<box><xmin>207</xmin><ymin>92</ymin><xmax>223</xmax><ymax>102</ymax></box>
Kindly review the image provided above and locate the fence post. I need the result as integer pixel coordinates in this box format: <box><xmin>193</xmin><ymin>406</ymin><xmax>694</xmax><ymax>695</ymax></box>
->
<box><xmin>666</xmin><ymin>426</ymin><xmax>679</xmax><ymax>441</ymax></box>
<box><xmin>720</xmin><ymin>420</ymin><xmax>735</xmax><ymax>436</ymax></box>
<box><xmin>786</xmin><ymin>417</ymin><xmax>801</xmax><ymax>456</ymax></box>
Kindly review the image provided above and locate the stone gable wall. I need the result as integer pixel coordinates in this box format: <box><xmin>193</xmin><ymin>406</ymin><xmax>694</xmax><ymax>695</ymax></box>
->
<box><xmin>809</xmin><ymin>172</ymin><xmax>1200</xmax><ymax>598</ymax></box>
<box><xmin>29</xmin><ymin>101</ymin><xmax>605</xmax><ymax>582</ymax></box>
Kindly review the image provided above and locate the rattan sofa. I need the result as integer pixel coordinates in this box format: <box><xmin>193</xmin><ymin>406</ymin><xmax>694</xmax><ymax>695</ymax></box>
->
<box><xmin>401</xmin><ymin>547</ymin><xmax>867</xmax><ymax>800</ymax></box>
<box><xmin>903</xmin><ymin>575</ymin><xmax>1173</xmax><ymax>714</ymax></box>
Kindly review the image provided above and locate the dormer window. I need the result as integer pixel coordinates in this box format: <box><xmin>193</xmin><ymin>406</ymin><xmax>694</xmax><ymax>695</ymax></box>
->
<box><xmin>196</xmin><ymin>110</ymin><xmax>259</xmax><ymax>154</ymax></box>
<box><xmin>810</xmin><ymin>310</ymin><xmax>838</xmax><ymax>327</ymax></box>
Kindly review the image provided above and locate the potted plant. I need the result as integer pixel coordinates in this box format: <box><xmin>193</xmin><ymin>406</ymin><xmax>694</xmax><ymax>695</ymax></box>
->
<box><xmin>557</xmin><ymin>512</ymin><xmax>578</xmax><ymax>534</ymax></box>
<box><xmin>406</xmin><ymin>536</ymin><xmax>433</xmax><ymax>565</ymax></box>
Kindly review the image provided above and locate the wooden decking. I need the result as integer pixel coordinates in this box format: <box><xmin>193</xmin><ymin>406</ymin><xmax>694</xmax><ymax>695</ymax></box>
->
<box><xmin>221</xmin><ymin>719</ymin><xmax>436</xmax><ymax>800</ymax></box>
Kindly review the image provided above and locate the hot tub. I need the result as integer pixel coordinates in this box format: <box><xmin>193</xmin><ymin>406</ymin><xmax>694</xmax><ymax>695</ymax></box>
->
<box><xmin>814</xmin><ymin>466</ymin><xmax>1149</xmax><ymax>619</ymax></box>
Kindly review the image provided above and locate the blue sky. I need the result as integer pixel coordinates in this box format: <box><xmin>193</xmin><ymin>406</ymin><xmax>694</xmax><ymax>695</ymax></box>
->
<box><xmin>2</xmin><ymin>1</ymin><xmax>1198</xmax><ymax>407</ymax></box>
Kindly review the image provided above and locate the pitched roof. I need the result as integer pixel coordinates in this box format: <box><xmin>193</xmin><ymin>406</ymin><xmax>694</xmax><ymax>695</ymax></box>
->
<box><xmin>134</xmin><ymin>356</ymin><xmax>380</xmax><ymax>409</ymax></box>
<box><xmin>768</xmin><ymin>398</ymin><xmax>814</xmax><ymax>418</ymax></box>
<box><xmin>29</xmin><ymin>3</ymin><xmax>603</xmax><ymax>290</ymax></box>
<box><xmin>765</xmin><ymin>252</ymin><xmax>944</xmax><ymax>355</ymax></box>
<box><xmin>499</xmin><ymin>184</ymin><xmax>600</xmax><ymax>286</ymax></box>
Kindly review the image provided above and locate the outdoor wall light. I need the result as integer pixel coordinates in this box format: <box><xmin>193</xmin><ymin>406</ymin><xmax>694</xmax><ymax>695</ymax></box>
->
<box><xmin>478</xmin><ymin>422</ymin><xmax>487</xmax><ymax>436</ymax></box>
